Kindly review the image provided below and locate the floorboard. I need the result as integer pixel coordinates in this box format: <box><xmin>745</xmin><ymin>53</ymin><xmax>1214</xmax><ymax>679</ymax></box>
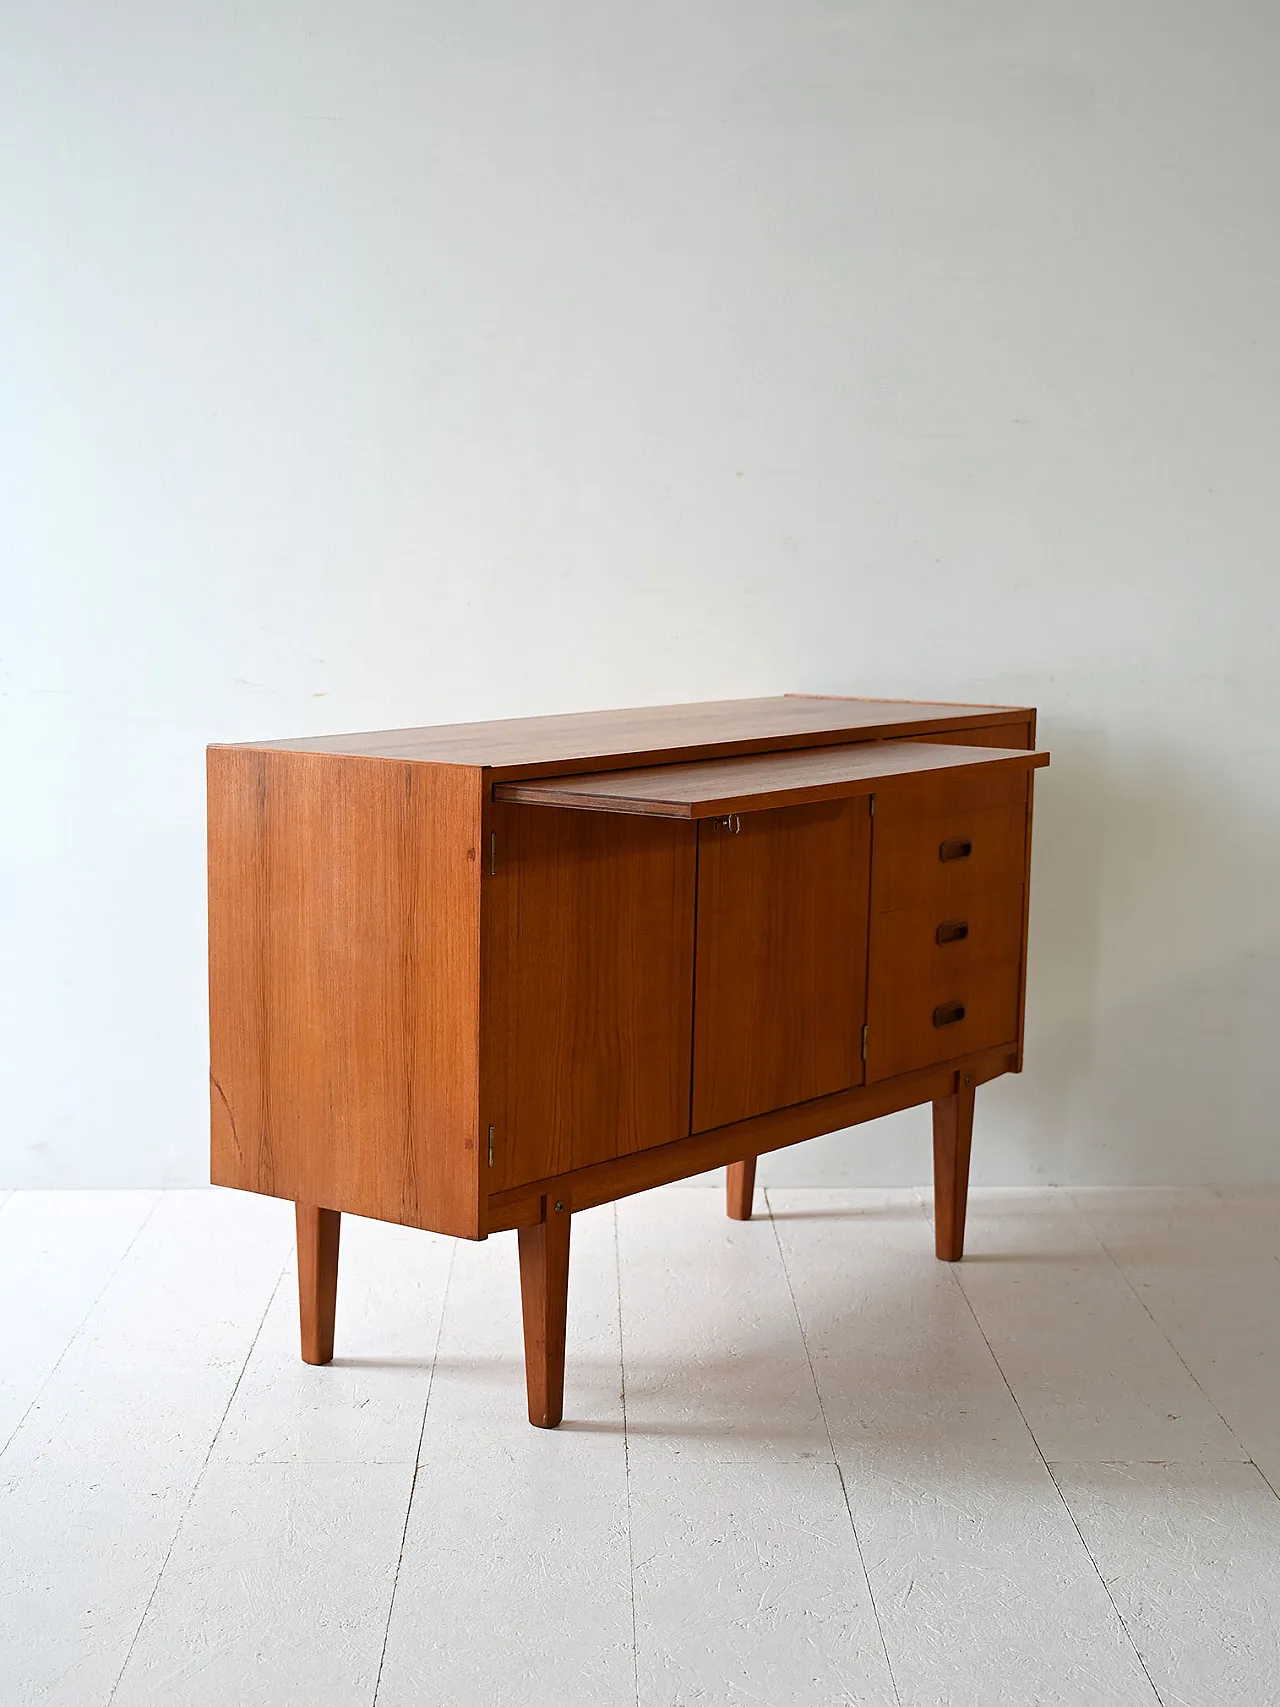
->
<box><xmin>2</xmin><ymin>1185</ymin><xmax>1278</xmax><ymax>1707</ymax></box>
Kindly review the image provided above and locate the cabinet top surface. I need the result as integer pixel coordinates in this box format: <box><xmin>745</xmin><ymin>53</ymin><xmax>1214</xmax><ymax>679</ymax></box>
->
<box><xmin>214</xmin><ymin>694</ymin><xmax>1035</xmax><ymax>778</ymax></box>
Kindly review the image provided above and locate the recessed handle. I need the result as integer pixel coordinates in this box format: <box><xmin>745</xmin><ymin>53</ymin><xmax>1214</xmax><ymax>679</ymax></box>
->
<box><xmin>932</xmin><ymin>1000</ymin><xmax>967</xmax><ymax>1028</ymax></box>
<box><xmin>939</xmin><ymin>837</ymin><xmax>973</xmax><ymax>863</ymax></box>
<box><xmin>935</xmin><ymin>919</ymin><xmax>969</xmax><ymax>945</ymax></box>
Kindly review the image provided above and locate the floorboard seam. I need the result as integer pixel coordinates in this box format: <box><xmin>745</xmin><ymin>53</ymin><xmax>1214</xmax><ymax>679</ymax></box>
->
<box><xmin>764</xmin><ymin>1186</ymin><xmax>904</xmax><ymax>1707</ymax></box>
<box><xmin>947</xmin><ymin>1256</ymin><xmax>1168</xmax><ymax>1707</ymax></box>
<box><xmin>1071</xmin><ymin>1204</ymin><xmax>1258</xmax><ymax>1470</ymax></box>
<box><xmin>103</xmin><ymin>1244</ymin><xmax>291</xmax><ymax>1706</ymax></box>
<box><xmin>614</xmin><ymin>1204</ymin><xmax>641</xmax><ymax>1707</ymax></box>
<box><xmin>1087</xmin><ymin>1196</ymin><xmax>1280</xmax><ymax>1508</ymax></box>
<box><xmin>371</xmin><ymin>1234</ymin><xmax>457</xmax><ymax>1707</ymax></box>
<box><xmin>0</xmin><ymin>1191</ymin><xmax>164</xmax><ymax>1465</ymax></box>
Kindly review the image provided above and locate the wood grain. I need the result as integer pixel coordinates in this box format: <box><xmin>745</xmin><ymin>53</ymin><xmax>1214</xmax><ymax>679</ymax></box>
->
<box><xmin>933</xmin><ymin>1078</ymin><xmax>977</xmax><ymax>1260</ymax></box>
<box><xmin>692</xmin><ymin>798</ymin><xmax>871</xmax><ymax>1132</ymax></box>
<box><xmin>518</xmin><ymin>1199</ymin><xmax>571</xmax><ymax>1428</ymax></box>
<box><xmin>296</xmin><ymin>1204</ymin><xmax>341</xmax><ymax>1365</ymax></box>
<box><xmin>869</xmin><ymin>885</ymin><xmax>1026</xmax><ymax>995</ymax></box>
<box><xmin>208</xmin><ymin>748</ymin><xmax>485</xmax><ymax>1237</ymax></box>
<box><xmin>493</xmin><ymin>741</ymin><xmax>1048</xmax><ymax>819</ymax></box>
<box><xmin>481</xmin><ymin>801</ymin><xmax>696</xmax><ymax>1189</ymax></box>
<box><xmin>232</xmin><ymin>695</ymin><xmax>1035</xmax><ymax>781</ymax></box>
<box><xmin>487</xmin><ymin>1045</ymin><xmax>1017</xmax><ymax>1233</ymax></box>
<box><xmin>871</xmin><ymin>802</ymin><xmax>1030</xmax><ymax>914</ymax></box>
<box><xmin>726</xmin><ymin>1159</ymin><xmax>757</xmax><ymax>1221</ymax></box>
<box><xmin>865</xmin><ymin>951</ymin><xmax>1022</xmax><ymax>1083</ymax></box>
<box><xmin>872</xmin><ymin>762</ymin><xmax>1029</xmax><ymax>824</ymax></box>
<box><xmin>904</xmin><ymin>721</ymin><xmax>1032</xmax><ymax>751</ymax></box>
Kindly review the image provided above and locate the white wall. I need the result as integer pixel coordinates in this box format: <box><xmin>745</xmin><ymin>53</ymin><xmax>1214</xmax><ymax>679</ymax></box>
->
<box><xmin>3</xmin><ymin>2</ymin><xmax>1277</xmax><ymax>1189</ymax></box>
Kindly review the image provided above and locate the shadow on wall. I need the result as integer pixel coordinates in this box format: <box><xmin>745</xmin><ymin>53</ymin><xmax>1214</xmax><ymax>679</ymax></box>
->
<box><xmin>989</xmin><ymin>722</ymin><xmax>1279</xmax><ymax>1183</ymax></box>
<box><xmin>763</xmin><ymin>721</ymin><xmax>1279</xmax><ymax>1186</ymax></box>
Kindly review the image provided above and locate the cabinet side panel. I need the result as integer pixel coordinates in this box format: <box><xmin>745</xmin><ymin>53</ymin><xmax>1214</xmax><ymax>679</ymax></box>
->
<box><xmin>208</xmin><ymin>749</ymin><xmax>484</xmax><ymax>1237</ymax></box>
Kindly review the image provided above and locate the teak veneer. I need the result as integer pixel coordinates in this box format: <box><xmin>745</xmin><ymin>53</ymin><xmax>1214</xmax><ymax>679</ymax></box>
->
<box><xmin>208</xmin><ymin>693</ymin><xmax>1048</xmax><ymax>1427</ymax></box>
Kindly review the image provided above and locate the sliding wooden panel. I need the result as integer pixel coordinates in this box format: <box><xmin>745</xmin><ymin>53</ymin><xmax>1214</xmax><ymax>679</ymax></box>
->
<box><xmin>482</xmin><ymin>802</ymin><xmax>697</xmax><ymax>1189</ymax></box>
<box><xmin>208</xmin><ymin>749</ymin><xmax>485</xmax><ymax>1237</ymax></box>
<box><xmin>691</xmin><ymin>798</ymin><xmax>871</xmax><ymax>1132</ymax></box>
<box><xmin>493</xmin><ymin>741</ymin><xmax>1046</xmax><ymax>819</ymax></box>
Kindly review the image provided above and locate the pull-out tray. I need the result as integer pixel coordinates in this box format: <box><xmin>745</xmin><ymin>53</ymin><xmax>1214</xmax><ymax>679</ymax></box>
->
<box><xmin>492</xmin><ymin>741</ymin><xmax>1049</xmax><ymax>819</ymax></box>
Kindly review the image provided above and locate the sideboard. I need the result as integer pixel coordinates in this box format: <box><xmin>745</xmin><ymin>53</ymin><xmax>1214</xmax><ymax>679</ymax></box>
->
<box><xmin>208</xmin><ymin>694</ymin><xmax>1048</xmax><ymax>1426</ymax></box>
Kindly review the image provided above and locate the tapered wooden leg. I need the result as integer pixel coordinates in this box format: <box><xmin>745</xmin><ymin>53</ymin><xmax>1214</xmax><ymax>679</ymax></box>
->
<box><xmin>726</xmin><ymin>1157</ymin><xmax>757</xmax><ymax>1221</ymax></box>
<box><xmin>296</xmin><ymin>1204</ymin><xmax>341</xmax><ymax>1365</ymax></box>
<box><xmin>518</xmin><ymin>1198</ymin><xmax>571</xmax><ymax>1428</ymax></box>
<box><xmin>932</xmin><ymin>1076</ymin><xmax>976</xmax><ymax>1261</ymax></box>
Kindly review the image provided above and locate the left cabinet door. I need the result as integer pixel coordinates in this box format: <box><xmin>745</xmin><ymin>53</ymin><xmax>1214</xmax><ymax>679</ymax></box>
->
<box><xmin>691</xmin><ymin>797</ymin><xmax>872</xmax><ymax>1132</ymax></box>
<box><xmin>482</xmin><ymin>802</ymin><xmax>697</xmax><ymax>1188</ymax></box>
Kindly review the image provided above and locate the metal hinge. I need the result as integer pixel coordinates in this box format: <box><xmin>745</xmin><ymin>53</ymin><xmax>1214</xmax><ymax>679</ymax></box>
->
<box><xmin>861</xmin><ymin>1024</ymin><xmax>868</xmax><ymax>1061</ymax></box>
<box><xmin>489</xmin><ymin>831</ymin><xmax>497</xmax><ymax>876</ymax></box>
<box><xmin>487</xmin><ymin>1124</ymin><xmax>495</xmax><ymax>1168</ymax></box>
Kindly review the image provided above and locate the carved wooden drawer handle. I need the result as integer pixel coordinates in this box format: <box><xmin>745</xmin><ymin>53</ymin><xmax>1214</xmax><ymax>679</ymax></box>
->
<box><xmin>935</xmin><ymin>919</ymin><xmax>969</xmax><ymax>945</ymax></box>
<box><xmin>938</xmin><ymin>837</ymin><xmax>973</xmax><ymax>862</ymax></box>
<box><xmin>933</xmin><ymin>1001</ymin><xmax>967</xmax><ymax>1028</ymax></box>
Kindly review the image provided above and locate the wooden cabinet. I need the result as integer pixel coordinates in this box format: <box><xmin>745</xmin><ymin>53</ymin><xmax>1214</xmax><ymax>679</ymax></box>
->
<box><xmin>209</xmin><ymin>694</ymin><xmax>1048</xmax><ymax>1427</ymax></box>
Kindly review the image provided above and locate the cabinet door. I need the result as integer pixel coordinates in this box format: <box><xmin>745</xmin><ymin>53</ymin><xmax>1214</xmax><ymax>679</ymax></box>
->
<box><xmin>691</xmin><ymin>798</ymin><xmax>871</xmax><ymax>1132</ymax></box>
<box><xmin>483</xmin><ymin>802</ymin><xmax>697</xmax><ymax>1188</ymax></box>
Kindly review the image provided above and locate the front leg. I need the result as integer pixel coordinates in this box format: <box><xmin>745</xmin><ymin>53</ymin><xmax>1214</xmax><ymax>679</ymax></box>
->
<box><xmin>931</xmin><ymin>1075</ymin><xmax>976</xmax><ymax>1261</ymax></box>
<box><xmin>296</xmin><ymin>1204</ymin><xmax>341</xmax><ymax>1364</ymax></box>
<box><xmin>726</xmin><ymin>1158</ymin><xmax>757</xmax><ymax>1220</ymax></box>
<box><xmin>518</xmin><ymin>1195</ymin><xmax>572</xmax><ymax>1428</ymax></box>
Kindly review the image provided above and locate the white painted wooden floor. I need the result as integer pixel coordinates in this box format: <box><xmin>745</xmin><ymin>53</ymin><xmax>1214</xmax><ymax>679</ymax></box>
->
<box><xmin>3</xmin><ymin>1185</ymin><xmax>1279</xmax><ymax>1707</ymax></box>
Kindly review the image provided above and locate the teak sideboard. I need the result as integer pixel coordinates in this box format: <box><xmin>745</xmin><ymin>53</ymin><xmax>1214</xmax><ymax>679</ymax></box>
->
<box><xmin>208</xmin><ymin>694</ymin><xmax>1048</xmax><ymax>1427</ymax></box>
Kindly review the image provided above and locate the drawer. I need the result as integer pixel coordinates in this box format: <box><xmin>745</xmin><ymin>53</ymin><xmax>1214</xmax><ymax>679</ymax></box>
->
<box><xmin>869</xmin><ymin>884</ymin><xmax>1025</xmax><ymax>988</ymax></box>
<box><xmin>866</xmin><ymin>955</ymin><xmax>1022</xmax><ymax>1083</ymax></box>
<box><xmin>871</xmin><ymin>802</ymin><xmax>1027</xmax><ymax>913</ymax></box>
<box><xmin>873</xmin><ymin>762</ymin><xmax>1028</xmax><ymax>823</ymax></box>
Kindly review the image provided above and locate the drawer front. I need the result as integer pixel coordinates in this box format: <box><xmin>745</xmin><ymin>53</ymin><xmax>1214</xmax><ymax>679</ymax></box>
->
<box><xmin>866</xmin><ymin>953</ymin><xmax>1022</xmax><ymax>1083</ymax></box>
<box><xmin>871</xmin><ymin>802</ymin><xmax>1027</xmax><ymax>913</ymax></box>
<box><xmin>869</xmin><ymin>884</ymin><xmax>1025</xmax><ymax>989</ymax></box>
<box><xmin>874</xmin><ymin>763</ymin><xmax>1027</xmax><ymax>825</ymax></box>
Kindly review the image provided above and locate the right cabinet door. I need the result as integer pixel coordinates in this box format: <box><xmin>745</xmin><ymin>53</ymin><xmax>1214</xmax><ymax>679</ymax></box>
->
<box><xmin>866</xmin><ymin>768</ymin><xmax>1029</xmax><ymax>1082</ymax></box>
<box><xmin>691</xmin><ymin>797</ymin><xmax>871</xmax><ymax>1132</ymax></box>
